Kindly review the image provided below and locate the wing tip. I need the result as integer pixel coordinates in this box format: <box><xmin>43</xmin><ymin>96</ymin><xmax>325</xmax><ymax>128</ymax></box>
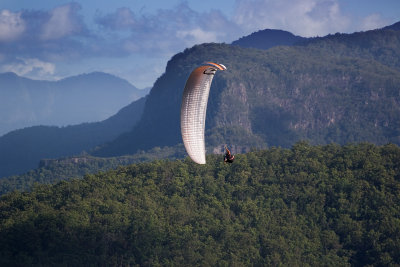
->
<box><xmin>190</xmin><ymin>156</ymin><xmax>206</xmax><ymax>165</ymax></box>
<box><xmin>204</xmin><ymin>62</ymin><xmax>227</xmax><ymax>71</ymax></box>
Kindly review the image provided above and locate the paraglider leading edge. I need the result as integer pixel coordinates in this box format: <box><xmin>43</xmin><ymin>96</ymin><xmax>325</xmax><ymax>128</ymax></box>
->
<box><xmin>180</xmin><ymin>62</ymin><xmax>227</xmax><ymax>164</ymax></box>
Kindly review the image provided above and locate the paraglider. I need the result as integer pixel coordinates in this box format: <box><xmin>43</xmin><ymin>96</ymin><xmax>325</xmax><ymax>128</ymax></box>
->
<box><xmin>224</xmin><ymin>146</ymin><xmax>235</xmax><ymax>163</ymax></box>
<box><xmin>180</xmin><ymin>62</ymin><xmax>226</xmax><ymax>164</ymax></box>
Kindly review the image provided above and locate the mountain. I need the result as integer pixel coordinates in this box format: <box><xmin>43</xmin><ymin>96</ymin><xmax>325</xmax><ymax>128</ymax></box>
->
<box><xmin>94</xmin><ymin>24</ymin><xmax>400</xmax><ymax>157</ymax></box>
<box><xmin>0</xmin><ymin>97</ymin><xmax>146</xmax><ymax>178</ymax></box>
<box><xmin>0</xmin><ymin>71</ymin><xmax>148</xmax><ymax>136</ymax></box>
<box><xmin>231</xmin><ymin>29</ymin><xmax>307</xmax><ymax>50</ymax></box>
<box><xmin>383</xmin><ymin>21</ymin><xmax>400</xmax><ymax>31</ymax></box>
<box><xmin>2</xmin><ymin>23</ymin><xmax>400</xmax><ymax>178</ymax></box>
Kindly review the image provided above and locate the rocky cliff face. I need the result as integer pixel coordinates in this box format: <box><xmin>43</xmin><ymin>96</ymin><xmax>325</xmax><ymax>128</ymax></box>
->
<box><xmin>94</xmin><ymin>27</ymin><xmax>400</xmax><ymax>157</ymax></box>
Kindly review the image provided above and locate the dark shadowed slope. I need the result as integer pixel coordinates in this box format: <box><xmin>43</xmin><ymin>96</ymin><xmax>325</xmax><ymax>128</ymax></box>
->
<box><xmin>0</xmin><ymin>97</ymin><xmax>146</xmax><ymax>178</ymax></box>
<box><xmin>383</xmin><ymin>21</ymin><xmax>400</xmax><ymax>31</ymax></box>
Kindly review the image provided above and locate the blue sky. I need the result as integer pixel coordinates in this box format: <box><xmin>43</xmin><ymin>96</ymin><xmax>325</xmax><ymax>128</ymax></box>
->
<box><xmin>1</xmin><ymin>0</ymin><xmax>399</xmax><ymax>88</ymax></box>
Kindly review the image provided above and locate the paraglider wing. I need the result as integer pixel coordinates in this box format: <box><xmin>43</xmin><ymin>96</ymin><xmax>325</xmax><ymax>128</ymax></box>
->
<box><xmin>180</xmin><ymin>62</ymin><xmax>226</xmax><ymax>164</ymax></box>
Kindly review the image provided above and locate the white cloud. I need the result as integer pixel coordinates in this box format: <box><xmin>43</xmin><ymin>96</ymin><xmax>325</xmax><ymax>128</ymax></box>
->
<box><xmin>176</xmin><ymin>28</ymin><xmax>219</xmax><ymax>44</ymax></box>
<box><xmin>360</xmin><ymin>13</ymin><xmax>388</xmax><ymax>31</ymax></box>
<box><xmin>41</xmin><ymin>3</ymin><xmax>84</xmax><ymax>40</ymax></box>
<box><xmin>233</xmin><ymin>0</ymin><xmax>350</xmax><ymax>37</ymax></box>
<box><xmin>94</xmin><ymin>3</ymin><xmax>236</xmax><ymax>57</ymax></box>
<box><xmin>0</xmin><ymin>9</ymin><xmax>26</xmax><ymax>42</ymax></box>
<box><xmin>2</xmin><ymin>58</ymin><xmax>55</xmax><ymax>77</ymax></box>
<box><xmin>96</xmin><ymin>7</ymin><xmax>137</xmax><ymax>30</ymax></box>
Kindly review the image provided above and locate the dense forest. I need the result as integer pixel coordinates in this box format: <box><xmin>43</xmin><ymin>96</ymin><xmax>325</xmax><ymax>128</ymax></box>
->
<box><xmin>1</xmin><ymin>142</ymin><xmax>399</xmax><ymax>266</ymax></box>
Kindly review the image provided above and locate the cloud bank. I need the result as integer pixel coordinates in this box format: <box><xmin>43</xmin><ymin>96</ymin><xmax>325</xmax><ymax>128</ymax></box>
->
<box><xmin>0</xmin><ymin>10</ymin><xmax>25</xmax><ymax>42</ymax></box>
<box><xmin>0</xmin><ymin>0</ymin><xmax>392</xmax><ymax>83</ymax></box>
<box><xmin>234</xmin><ymin>0</ymin><xmax>351</xmax><ymax>37</ymax></box>
<box><xmin>95</xmin><ymin>3</ymin><xmax>234</xmax><ymax>54</ymax></box>
<box><xmin>41</xmin><ymin>3</ymin><xmax>85</xmax><ymax>40</ymax></box>
<box><xmin>2</xmin><ymin>58</ymin><xmax>55</xmax><ymax>77</ymax></box>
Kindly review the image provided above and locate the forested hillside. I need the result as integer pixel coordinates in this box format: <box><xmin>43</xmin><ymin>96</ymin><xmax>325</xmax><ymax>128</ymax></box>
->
<box><xmin>1</xmin><ymin>143</ymin><xmax>399</xmax><ymax>266</ymax></box>
<box><xmin>0</xmin><ymin>145</ymin><xmax>185</xmax><ymax>195</ymax></box>
<box><xmin>232</xmin><ymin>29</ymin><xmax>307</xmax><ymax>49</ymax></box>
<box><xmin>95</xmin><ymin>26</ymin><xmax>400</xmax><ymax>157</ymax></box>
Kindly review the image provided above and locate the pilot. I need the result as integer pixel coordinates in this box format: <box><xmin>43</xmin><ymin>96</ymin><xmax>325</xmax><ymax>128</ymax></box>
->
<box><xmin>224</xmin><ymin>147</ymin><xmax>235</xmax><ymax>163</ymax></box>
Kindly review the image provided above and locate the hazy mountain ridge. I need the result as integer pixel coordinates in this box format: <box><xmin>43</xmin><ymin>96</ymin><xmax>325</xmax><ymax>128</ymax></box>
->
<box><xmin>383</xmin><ymin>21</ymin><xmax>400</xmax><ymax>31</ymax></box>
<box><xmin>0</xmin><ymin>71</ymin><xmax>148</xmax><ymax>136</ymax></box>
<box><xmin>0</xmin><ymin>97</ymin><xmax>146</xmax><ymax>178</ymax></box>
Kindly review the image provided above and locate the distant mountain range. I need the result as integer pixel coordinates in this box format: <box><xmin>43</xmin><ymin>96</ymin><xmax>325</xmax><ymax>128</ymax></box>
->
<box><xmin>0</xmin><ymin>71</ymin><xmax>149</xmax><ymax>136</ymax></box>
<box><xmin>0</xmin><ymin>97</ymin><xmax>146</xmax><ymax>178</ymax></box>
<box><xmin>1</xmin><ymin>21</ymin><xmax>400</xmax><ymax>179</ymax></box>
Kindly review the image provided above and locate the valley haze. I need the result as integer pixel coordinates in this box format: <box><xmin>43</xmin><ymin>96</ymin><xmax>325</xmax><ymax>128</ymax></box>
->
<box><xmin>0</xmin><ymin>72</ymin><xmax>149</xmax><ymax>136</ymax></box>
